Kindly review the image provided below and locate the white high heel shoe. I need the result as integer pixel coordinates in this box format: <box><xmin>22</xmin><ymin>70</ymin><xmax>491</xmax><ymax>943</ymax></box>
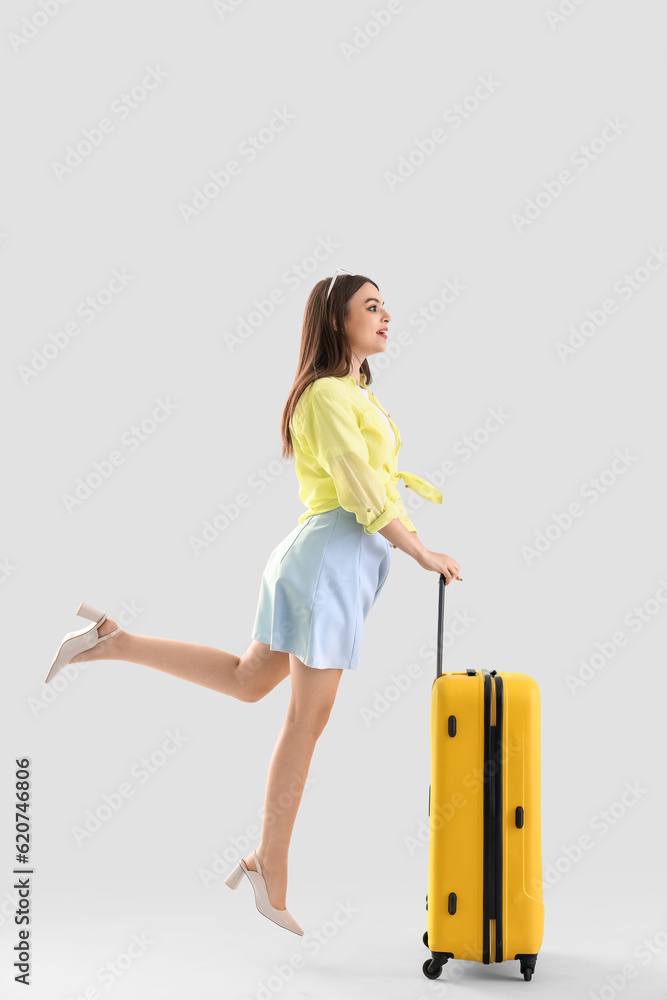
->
<box><xmin>44</xmin><ymin>601</ymin><xmax>121</xmax><ymax>685</ymax></box>
<box><xmin>224</xmin><ymin>849</ymin><xmax>304</xmax><ymax>936</ymax></box>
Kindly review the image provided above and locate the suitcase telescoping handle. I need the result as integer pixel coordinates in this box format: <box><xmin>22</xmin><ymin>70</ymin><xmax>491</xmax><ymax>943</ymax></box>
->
<box><xmin>436</xmin><ymin>572</ymin><xmax>447</xmax><ymax>678</ymax></box>
<box><xmin>437</xmin><ymin>575</ymin><xmax>494</xmax><ymax>681</ymax></box>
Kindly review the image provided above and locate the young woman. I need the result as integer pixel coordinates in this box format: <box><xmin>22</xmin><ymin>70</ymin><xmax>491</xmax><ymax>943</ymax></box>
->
<box><xmin>44</xmin><ymin>268</ymin><xmax>462</xmax><ymax>937</ymax></box>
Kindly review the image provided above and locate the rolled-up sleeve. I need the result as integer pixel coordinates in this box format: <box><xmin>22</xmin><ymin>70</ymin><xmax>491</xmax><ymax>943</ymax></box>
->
<box><xmin>298</xmin><ymin>390</ymin><xmax>402</xmax><ymax>534</ymax></box>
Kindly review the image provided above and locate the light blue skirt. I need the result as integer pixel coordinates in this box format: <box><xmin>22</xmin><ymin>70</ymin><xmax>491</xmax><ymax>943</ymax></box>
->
<box><xmin>251</xmin><ymin>507</ymin><xmax>393</xmax><ymax>670</ymax></box>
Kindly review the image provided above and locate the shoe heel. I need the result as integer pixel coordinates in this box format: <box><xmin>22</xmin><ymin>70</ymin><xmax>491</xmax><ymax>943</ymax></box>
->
<box><xmin>224</xmin><ymin>862</ymin><xmax>245</xmax><ymax>890</ymax></box>
<box><xmin>76</xmin><ymin>601</ymin><xmax>106</xmax><ymax>624</ymax></box>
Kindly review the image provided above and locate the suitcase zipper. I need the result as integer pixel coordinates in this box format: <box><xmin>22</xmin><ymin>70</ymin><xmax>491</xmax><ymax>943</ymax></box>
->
<box><xmin>490</xmin><ymin>673</ymin><xmax>496</xmax><ymax>726</ymax></box>
<box><xmin>482</xmin><ymin>670</ymin><xmax>504</xmax><ymax>964</ymax></box>
<box><xmin>492</xmin><ymin>672</ymin><xmax>504</xmax><ymax>964</ymax></box>
<box><xmin>489</xmin><ymin>674</ymin><xmax>496</xmax><ymax>962</ymax></box>
<box><xmin>489</xmin><ymin>673</ymin><xmax>497</xmax><ymax>962</ymax></box>
<box><xmin>482</xmin><ymin>671</ymin><xmax>492</xmax><ymax>964</ymax></box>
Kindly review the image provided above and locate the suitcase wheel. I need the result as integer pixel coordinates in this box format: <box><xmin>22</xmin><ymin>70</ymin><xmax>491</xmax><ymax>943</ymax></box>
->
<box><xmin>422</xmin><ymin>953</ymin><xmax>451</xmax><ymax>979</ymax></box>
<box><xmin>422</xmin><ymin>959</ymin><xmax>443</xmax><ymax>979</ymax></box>
<box><xmin>517</xmin><ymin>955</ymin><xmax>537</xmax><ymax>981</ymax></box>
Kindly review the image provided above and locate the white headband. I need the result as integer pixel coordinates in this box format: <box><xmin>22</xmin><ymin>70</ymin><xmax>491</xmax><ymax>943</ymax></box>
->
<box><xmin>326</xmin><ymin>267</ymin><xmax>354</xmax><ymax>299</ymax></box>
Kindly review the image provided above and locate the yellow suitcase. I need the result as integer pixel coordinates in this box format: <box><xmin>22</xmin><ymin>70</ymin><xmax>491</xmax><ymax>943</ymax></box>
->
<box><xmin>423</xmin><ymin>574</ymin><xmax>544</xmax><ymax>982</ymax></box>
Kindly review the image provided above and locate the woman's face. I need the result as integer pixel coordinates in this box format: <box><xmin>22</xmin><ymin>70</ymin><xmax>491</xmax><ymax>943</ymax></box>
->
<box><xmin>344</xmin><ymin>282</ymin><xmax>392</xmax><ymax>364</ymax></box>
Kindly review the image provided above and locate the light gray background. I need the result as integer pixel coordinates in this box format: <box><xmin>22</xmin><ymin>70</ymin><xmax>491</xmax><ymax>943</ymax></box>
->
<box><xmin>2</xmin><ymin>1</ymin><xmax>666</xmax><ymax>997</ymax></box>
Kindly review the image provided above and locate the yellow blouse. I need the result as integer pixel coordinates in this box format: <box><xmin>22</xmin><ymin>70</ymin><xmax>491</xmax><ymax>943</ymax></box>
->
<box><xmin>290</xmin><ymin>371</ymin><xmax>442</xmax><ymax>535</ymax></box>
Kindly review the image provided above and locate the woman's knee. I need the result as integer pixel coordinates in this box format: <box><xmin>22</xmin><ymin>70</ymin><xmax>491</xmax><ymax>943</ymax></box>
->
<box><xmin>235</xmin><ymin>642</ymin><xmax>290</xmax><ymax>701</ymax></box>
<box><xmin>285</xmin><ymin>703</ymin><xmax>332</xmax><ymax>740</ymax></box>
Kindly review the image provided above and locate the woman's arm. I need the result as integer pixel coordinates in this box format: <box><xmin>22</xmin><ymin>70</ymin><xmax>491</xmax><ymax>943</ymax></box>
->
<box><xmin>378</xmin><ymin>517</ymin><xmax>462</xmax><ymax>584</ymax></box>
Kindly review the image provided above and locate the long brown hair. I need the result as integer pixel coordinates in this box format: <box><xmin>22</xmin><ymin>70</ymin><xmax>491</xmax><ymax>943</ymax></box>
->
<box><xmin>280</xmin><ymin>272</ymin><xmax>379</xmax><ymax>461</ymax></box>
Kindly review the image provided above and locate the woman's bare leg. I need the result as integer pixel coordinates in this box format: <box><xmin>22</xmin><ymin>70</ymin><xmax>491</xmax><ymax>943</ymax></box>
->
<box><xmin>71</xmin><ymin>626</ymin><xmax>344</xmax><ymax>909</ymax></box>
<box><xmin>69</xmin><ymin>618</ymin><xmax>291</xmax><ymax>702</ymax></box>
<box><xmin>242</xmin><ymin>654</ymin><xmax>343</xmax><ymax>910</ymax></box>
